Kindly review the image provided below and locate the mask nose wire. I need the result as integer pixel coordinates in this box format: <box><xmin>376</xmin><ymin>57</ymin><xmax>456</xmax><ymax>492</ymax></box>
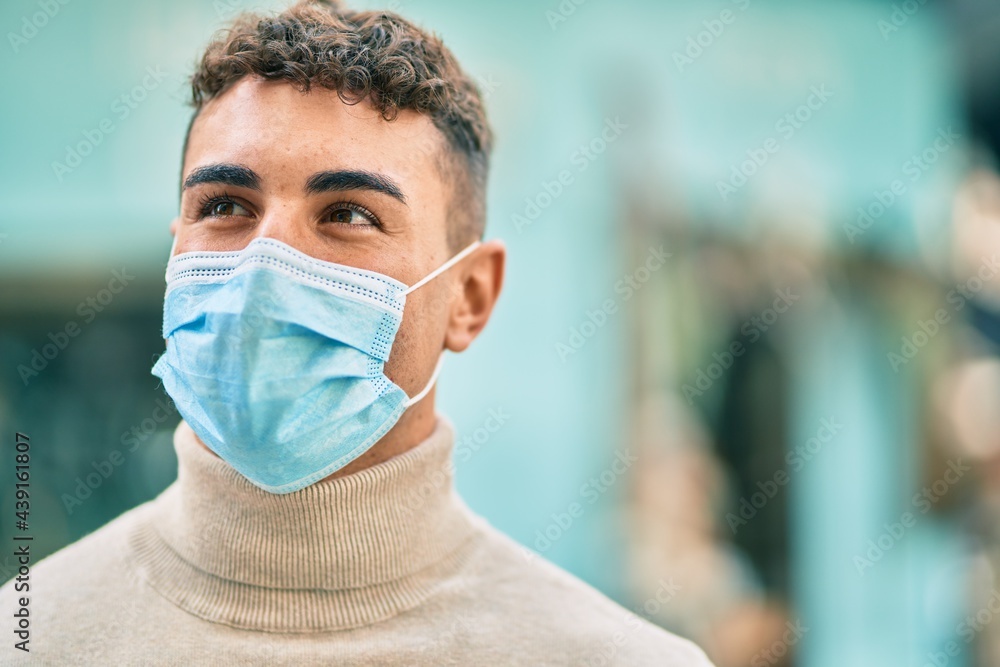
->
<box><xmin>403</xmin><ymin>240</ymin><xmax>482</xmax><ymax>296</ymax></box>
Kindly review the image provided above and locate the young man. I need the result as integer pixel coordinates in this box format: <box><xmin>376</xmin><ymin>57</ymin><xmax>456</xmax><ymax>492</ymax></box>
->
<box><xmin>0</xmin><ymin>2</ymin><xmax>713</xmax><ymax>664</ymax></box>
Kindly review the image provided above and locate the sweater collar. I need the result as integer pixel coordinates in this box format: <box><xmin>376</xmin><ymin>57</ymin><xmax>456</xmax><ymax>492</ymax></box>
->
<box><xmin>128</xmin><ymin>416</ymin><xmax>480</xmax><ymax>632</ymax></box>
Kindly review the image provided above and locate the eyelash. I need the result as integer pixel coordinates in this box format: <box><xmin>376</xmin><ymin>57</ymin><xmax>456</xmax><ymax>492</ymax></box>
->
<box><xmin>328</xmin><ymin>199</ymin><xmax>383</xmax><ymax>229</ymax></box>
<box><xmin>196</xmin><ymin>192</ymin><xmax>247</xmax><ymax>219</ymax></box>
<box><xmin>193</xmin><ymin>192</ymin><xmax>383</xmax><ymax>229</ymax></box>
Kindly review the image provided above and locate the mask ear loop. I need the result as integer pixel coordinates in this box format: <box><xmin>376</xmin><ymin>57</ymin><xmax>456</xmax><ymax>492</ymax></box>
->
<box><xmin>401</xmin><ymin>240</ymin><xmax>482</xmax><ymax>406</ymax></box>
<box><xmin>403</xmin><ymin>240</ymin><xmax>481</xmax><ymax>295</ymax></box>
<box><xmin>406</xmin><ymin>353</ymin><xmax>445</xmax><ymax>407</ymax></box>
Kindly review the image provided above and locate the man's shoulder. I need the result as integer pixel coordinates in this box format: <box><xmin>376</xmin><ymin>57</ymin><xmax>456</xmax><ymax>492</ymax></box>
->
<box><xmin>0</xmin><ymin>495</ymin><xmax>156</xmax><ymax>606</ymax></box>
<box><xmin>0</xmin><ymin>497</ymin><xmax>165</xmax><ymax>664</ymax></box>
<box><xmin>459</xmin><ymin>519</ymin><xmax>714</xmax><ymax>666</ymax></box>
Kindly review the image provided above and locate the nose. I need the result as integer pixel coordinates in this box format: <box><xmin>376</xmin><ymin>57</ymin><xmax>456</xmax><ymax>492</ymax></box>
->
<box><xmin>251</xmin><ymin>203</ymin><xmax>317</xmax><ymax>257</ymax></box>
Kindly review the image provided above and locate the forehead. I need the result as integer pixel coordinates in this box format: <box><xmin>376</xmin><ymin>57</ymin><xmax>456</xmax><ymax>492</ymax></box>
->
<box><xmin>183</xmin><ymin>77</ymin><xmax>448</xmax><ymax>190</ymax></box>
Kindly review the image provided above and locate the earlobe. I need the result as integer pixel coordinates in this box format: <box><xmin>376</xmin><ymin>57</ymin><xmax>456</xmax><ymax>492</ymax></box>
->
<box><xmin>444</xmin><ymin>240</ymin><xmax>505</xmax><ymax>353</ymax></box>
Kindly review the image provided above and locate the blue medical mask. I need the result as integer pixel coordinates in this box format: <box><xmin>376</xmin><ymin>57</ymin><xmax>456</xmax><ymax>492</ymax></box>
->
<box><xmin>151</xmin><ymin>237</ymin><xmax>480</xmax><ymax>494</ymax></box>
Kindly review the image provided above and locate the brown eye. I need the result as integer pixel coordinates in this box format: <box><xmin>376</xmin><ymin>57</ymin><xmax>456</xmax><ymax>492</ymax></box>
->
<box><xmin>201</xmin><ymin>198</ymin><xmax>251</xmax><ymax>218</ymax></box>
<box><xmin>326</xmin><ymin>204</ymin><xmax>378</xmax><ymax>227</ymax></box>
<box><xmin>331</xmin><ymin>208</ymin><xmax>356</xmax><ymax>223</ymax></box>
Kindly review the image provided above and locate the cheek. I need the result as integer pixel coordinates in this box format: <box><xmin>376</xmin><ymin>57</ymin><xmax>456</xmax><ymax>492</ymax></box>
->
<box><xmin>383</xmin><ymin>285</ymin><xmax>450</xmax><ymax>392</ymax></box>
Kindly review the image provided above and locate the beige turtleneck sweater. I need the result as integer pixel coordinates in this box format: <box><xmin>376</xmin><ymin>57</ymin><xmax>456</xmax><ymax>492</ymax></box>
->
<box><xmin>0</xmin><ymin>417</ymin><xmax>713</xmax><ymax>666</ymax></box>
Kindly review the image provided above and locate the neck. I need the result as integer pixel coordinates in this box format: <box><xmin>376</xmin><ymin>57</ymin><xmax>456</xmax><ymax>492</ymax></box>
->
<box><xmin>129</xmin><ymin>414</ymin><xmax>481</xmax><ymax>632</ymax></box>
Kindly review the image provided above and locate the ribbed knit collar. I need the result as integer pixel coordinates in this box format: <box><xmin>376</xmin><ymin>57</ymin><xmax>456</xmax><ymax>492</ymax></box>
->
<box><xmin>128</xmin><ymin>417</ymin><xmax>481</xmax><ymax>633</ymax></box>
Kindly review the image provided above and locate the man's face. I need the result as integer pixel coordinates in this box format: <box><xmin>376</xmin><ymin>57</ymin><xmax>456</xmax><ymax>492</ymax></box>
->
<box><xmin>175</xmin><ymin>76</ymin><xmax>459</xmax><ymax>400</ymax></box>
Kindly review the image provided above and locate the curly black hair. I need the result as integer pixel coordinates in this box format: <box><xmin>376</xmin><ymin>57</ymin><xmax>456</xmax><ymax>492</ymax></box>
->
<box><xmin>185</xmin><ymin>0</ymin><xmax>492</xmax><ymax>248</ymax></box>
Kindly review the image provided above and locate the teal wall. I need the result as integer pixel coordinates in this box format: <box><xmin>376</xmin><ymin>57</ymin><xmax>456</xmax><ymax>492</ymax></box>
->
<box><xmin>0</xmin><ymin>1</ymin><xmax>974</xmax><ymax>663</ymax></box>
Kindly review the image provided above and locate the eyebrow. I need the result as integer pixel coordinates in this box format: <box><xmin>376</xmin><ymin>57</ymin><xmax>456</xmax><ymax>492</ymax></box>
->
<box><xmin>305</xmin><ymin>170</ymin><xmax>407</xmax><ymax>205</ymax></box>
<box><xmin>183</xmin><ymin>163</ymin><xmax>261</xmax><ymax>191</ymax></box>
<box><xmin>182</xmin><ymin>163</ymin><xmax>407</xmax><ymax>206</ymax></box>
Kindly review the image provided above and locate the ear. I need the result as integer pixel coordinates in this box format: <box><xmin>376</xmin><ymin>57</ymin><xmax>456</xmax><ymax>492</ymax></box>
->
<box><xmin>444</xmin><ymin>239</ymin><xmax>505</xmax><ymax>353</ymax></box>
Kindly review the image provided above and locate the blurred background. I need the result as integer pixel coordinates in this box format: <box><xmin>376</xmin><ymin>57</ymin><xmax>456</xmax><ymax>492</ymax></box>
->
<box><xmin>3</xmin><ymin>0</ymin><xmax>1000</xmax><ymax>664</ymax></box>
